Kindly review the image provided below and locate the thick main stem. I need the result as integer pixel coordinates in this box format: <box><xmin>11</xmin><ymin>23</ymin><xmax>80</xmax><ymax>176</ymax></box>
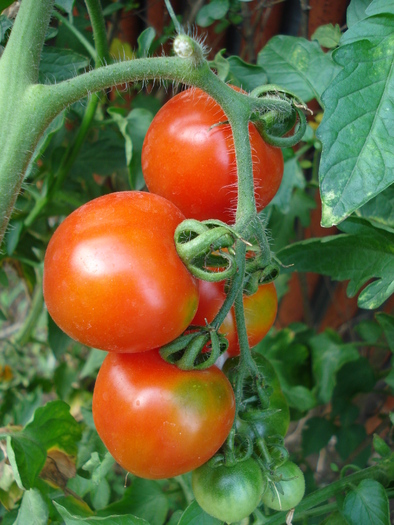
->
<box><xmin>0</xmin><ymin>0</ymin><xmax>54</xmax><ymax>245</ymax></box>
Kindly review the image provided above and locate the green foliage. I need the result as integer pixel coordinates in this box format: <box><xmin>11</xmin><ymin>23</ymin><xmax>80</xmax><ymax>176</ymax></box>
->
<box><xmin>257</xmin><ymin>36</ymin><xmax>341</xmax><ymax>103</ymax></box>
<box><xmin>177</xmin><ymin>500</ymin><xmax>222</xmax><ymax>525</ymax></box>
<box><xmin>278</xmin><ymin>217</ymin><xmax>394</xmax><ymax>309</ymax></box>
<box><xmin>342</xmin><ymin>479</ymin><xmax>390</xmax><ymax>525</ymax></box>
<box><xmin>39</xmin><ymin>48</ymin><xmax>90</xmax><ymax>83</ymax></box>
<box><xmin>318</xmin><ymin>5</ymin><xmax>394</xmax><ymax>226</ymax></box>
<box><xmin>311</xmin><ymin>24</ymin><xmax>342</xmax><ymax>49</ymax></box>
<box><xmin>196</xmin><ymin>0</ymin><xmax>230</xmax><ymax>28</ymax></box>
<box><xmin>0</xmin><ymin>0</ymin><xmax>393</xmax><ymax>524</ymax></box>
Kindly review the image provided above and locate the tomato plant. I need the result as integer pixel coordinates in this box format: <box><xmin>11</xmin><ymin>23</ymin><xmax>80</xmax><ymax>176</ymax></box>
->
<box><xmin>92</xmin><ymin>349</ymin><xmax>235</xmax><ymax>479</ymax></box>
<box><xmin>192</xmin><ymin>458</ymin><xmax>265</xmax><ymax>523</ymax></box>
<box><xmin>261</xmin><ymin>460</ymin><xmax>305</xmax><ymax>511</ymax></box>
<box><xmin>191</xmin><ymin>280</ymin><xmax>277</xmax><ymax>357</ymax></box>
<box><xmin>225</xmin><ymin>354</ymin><xmax>290</xmax><ymax>439</ymax></box>
<box><xmin>43</xmin><ymin>191</ymin><xmax>199</xmax><ymax>353</ymax></box>
<box><xmin>141</xmin><ymin>88</ymin><xmax>284</xmax><ymax>224</ymax></box>
<box><xmin>1</xmin><ymin>1</ymin><xmax>394</xmax><ymax>524</ymax></box>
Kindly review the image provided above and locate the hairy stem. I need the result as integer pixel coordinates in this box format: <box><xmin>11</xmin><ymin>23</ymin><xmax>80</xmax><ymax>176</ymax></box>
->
<box><xmin>262</xmin><ymin>457</ymin><xmax>394</xmax><ymax>524</ymax></box>
<box><xmin>84</xmin><ymin>0</ymin><xmax>111</xmax><ymax>66</ymax></box>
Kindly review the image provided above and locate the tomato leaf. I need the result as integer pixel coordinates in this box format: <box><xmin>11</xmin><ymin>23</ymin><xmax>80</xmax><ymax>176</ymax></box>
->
<box><xmin>23</xmin><ymin>400</ymin><xmax>81</xmax><ymax>456</ymax></box>
<box><xmin>310</xmin><ymin>331</ymin><xmax>360</xmax><ymax>404</ymax></box>
<box><xmin>226</xmin><ymin>56</ymin><xmax>267</xmax><ymax>91</ymax></box>
<box><xmin>125</xmin><ymin>108</ymin><xmax>154</xmax><ymax>190</ymax></box>
<box><xmin>55</xmin><ymin>0</ymin><xmax>75</xmax><ymax>14</ymax></box>
<box><xmin>1</xmin><ymin>402</ymin><xmax>80</xmax><ymax>489</ymax></box>
<box><xmin>268</xmin><ymin>189</ymin><xmax>317</xmax><ymax>253</ymax></box>
<box><xmin>366</xmin><ymin>0</ymin><xmax>394</xmax><ymax>17</ymax></box>
<box><xmin>48</xmin><ymin>313</ymin><xmax>73</xmax><ymax>359</ymax></box>
<box><xmin>321</xmin><ymin>511</ymin><xmax>350</xmax><ymax>524</ymax></box>
<box><xmin>6</xmin><ymin>435</ymin><xmax>46</xmax><ymax>490</ymax></box>
<box><xmin>317</xmin><ymin>9</ymin><xmax>394</xmax><ymax>227</ymax></box>
<box><xmin>54</xmin><ymin>502</ymin><xmax>150</xmax><ymax>524</ymax></box>
<box><xmin>376</xmin><ymin>312</ymin><xmax>394</xmax><ymax>351</ymax></box>
<box><xmin>302</xmin><ymin>417</ymin><xmax>337</xmax><ymax>456</ymax></box>
<box><xmin>277</xmin><ymin>217</ymin><xmax>394</xmax><ymax>309</ymax></box>
<box><xmin>270</xmin><ymin>156</ymin><xmax>306</xmax><ymax>214</ymax></box>
<box><xmin>13</xmin><ymin>489</ymin><xmax>49</xmax><ymax>525</ymax></box>
<box><xmin>0</xmin><ymin>14</ymin><xmax>12</xmax><ymax>42</ymax></box>
<box><xmin>357</xmin><ymin>186</ymin><xmax>394</xmax><ymax>232</ymax></box>
<box><xmin>346</xmin><ymin>0</ymin><xmax>372</xmax><ymax>27</ymax></box>
<box><xmin>177</xmin><ymin>500</ymin><xmax>222</xmax><ymax>525</ymax></box>
<box><xmin>39</xmin><ymin>48</ymin><xmax>90</xmax><ymax>83</ymax></box>
<box><xmin>341</xmin><ymin>479</ymin><xmax>390</xmax><ymax>525</ymax></box>
<box><xmin>196</xmin><ymin>0</ymin><xmax>230</xmax><ymax>27</ymax></box>
<box><xmin>72</xmin><ymin>128</ymin><xmax>127</xmax><ymax>178</ymax></box>
<box><xmin>256</xmin><ymin>329</ymin><xmax>317</xmax><ymax>412</ymax></box>
<box><xmin>97</xmin><ymin>479</ymin><xmax>169</xmax><ymax>525</ymax></box>
<box><xmin>80</xmin><ymin>349</ymin><xmax>106</xmax><ymax>379</ymax></box>
<box><xmin>137</xmin><ymin>27</ymin><xmax>156</xmax><ymax>58</ymax></box>
<box><xmin>82</xmin><ymin>452</ymin><xmax>115</xmax><ymax>486</ymax></box>
<box><xmin>335</xmin><ymin>424</ymin><xmax>368</xmax><ymax>462</ymax></box>
<box><xmin>257</xmin><ymin>36</ymin><xmax>341</xmax><ymax>103</ymax></box>
<box><xmin>311</xmin><ymin>24</ymin><xmax>342</xmax><ymax>49</ymax></box>
<box><xmin>0</xmin><ymin>0</ymin><xmax>14</xmax><ymax>12</ymax></box>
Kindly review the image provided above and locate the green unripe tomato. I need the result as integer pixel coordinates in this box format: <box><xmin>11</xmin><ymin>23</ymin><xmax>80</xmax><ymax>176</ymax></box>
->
<box><xmin>192</xmin><ymin>458</ymin><xmax>265</xmax><ymax>523</ymax></box>
<box><xmin>261</xmin><ymin>461</ymin><xmax>305</xmax><ymax>511</ymax></box>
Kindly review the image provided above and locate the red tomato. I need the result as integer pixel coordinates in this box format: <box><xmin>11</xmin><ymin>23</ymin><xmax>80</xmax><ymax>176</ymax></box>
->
<box><xmin>92</xmin><ymin>349</ymin><xmax>236</xmax><ymax>479</ymax></box>
<box><xmin>192</xmin><ymin>280</ymin><xmax>277</xmax><ymax>357</ymax></box>
<box><xmin>43</xmin><ymin>192</ymin><xmax>199</xmax><ymax>353</ymax></box>
<box><xmin>141</xmin><ymin>88</ymin><xmax>284</xmax><ymax>224</ymax></box>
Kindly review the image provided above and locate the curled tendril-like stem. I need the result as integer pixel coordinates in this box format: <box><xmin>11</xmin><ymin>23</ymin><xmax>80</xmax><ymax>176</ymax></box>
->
<box><xmin>243</xmin><ymin>255</ymin><xmax>280</xmax><ymax>295</ymax></box>
<box><xmin>249</xmin><ymin>84</ymin><xmax>310</xmax><ymax>148</ymax></box>
<box><xmin>208</xmin><ymin>431</ymin><xmax>255</xmax><ymax>468</ymax></box>
<box><xmin>174</xmin><ymin>219</ymin><xmax>245</xmax><ymax>281</ymax></box>
<box><xmin>159</xmin><ymin>328</ymin><xmax>229</xmax><ymax>370</ymax></box>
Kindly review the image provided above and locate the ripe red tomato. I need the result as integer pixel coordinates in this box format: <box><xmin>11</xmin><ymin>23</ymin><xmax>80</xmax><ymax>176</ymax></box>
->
<box><xmin>191</xmin><ymin>280</ymin><xmax>277</xmax><ymax>357</ymax></box>
<box><xmin>92</xmin><ymin>349</ymin><xmax>236</xmax><ymax>479</ymax></box>
<box><xmin>43</xmin><ymin>192</ymin><xmax>199</xmax><ymax>353</ymax></box>
<box><xmin>141</xmin><ymin>88</ymin><xmax>284</xmax><ymax>224</ymax></box>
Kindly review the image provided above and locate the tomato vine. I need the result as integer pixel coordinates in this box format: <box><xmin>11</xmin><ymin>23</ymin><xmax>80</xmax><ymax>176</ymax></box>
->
<box><xmin>0</xmin><ymin>1</ymin><xmax>393</xmax><ymax>524</ymax></box>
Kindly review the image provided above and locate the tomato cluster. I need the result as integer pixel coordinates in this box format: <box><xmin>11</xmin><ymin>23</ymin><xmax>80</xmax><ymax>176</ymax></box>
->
<box><xmin>43</xmin><ymin>85</ymin><xmax>304</xmax><ymax>521</ymax></box>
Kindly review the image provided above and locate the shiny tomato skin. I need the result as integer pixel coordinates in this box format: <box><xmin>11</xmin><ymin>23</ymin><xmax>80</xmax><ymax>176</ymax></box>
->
<box><xmin>191</xmin><ymin>280</ymin><xmax>278</xmax><ymax>357</ymax></box>
<box><xmin>92</xmin><ymin>349</ymin><xmax>236</xmax><ymax>479</ymax></box>
<box><xmin>192</xmin><ymin>458</ymin><xmax>265</xmax><ymax>523</ymax></box>
<box><xmin>141</xmin><ymin>88</ymin><xmax>284</xmax><ymax>224</ymax></box>
<box><xmin>43</xmin><ymin>192</ymin><xmax>199</xmax><ymax>353</ymax></box>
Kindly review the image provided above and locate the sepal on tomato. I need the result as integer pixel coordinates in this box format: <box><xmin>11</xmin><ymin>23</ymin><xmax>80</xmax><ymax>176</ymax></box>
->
<box><xmin>160</xmin><ymin>328</ymin><xmax>229</xmax><ymax>370</ymax></box>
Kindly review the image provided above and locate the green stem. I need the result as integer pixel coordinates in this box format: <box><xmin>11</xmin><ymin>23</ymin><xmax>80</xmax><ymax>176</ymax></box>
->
<box><xmin>211</xmin><ymin>256</ymin><xmax>245</xmax><ymax>329</ymax></box>
<box><xmin>52</xmin><ymin>10</ymin><xmax>97</xmax><ymax>60</ymax></box>
<box><xmin>25</xmin><ymin>0</ymin><xmax>109</xmax><ymax>228</ymax></box>
<box><xmin>174</xmin><ymin>475</ymin><xmax>194</xmax><ymax>505</ymax></box>
<box><xmin>0</xmin><ymin>7</ymin><xmax>273</xmax><ymax>248</ymax></box>
<box><xmin>233</xmin><ymin>246</ymin><xmax>260</xmax><ymax>378</ymax></box>
<box><xmin>0</xmin><ymin>0</ymin><xmax>54</xmax><ymax>242</ymax></box>
<box><xmin>55</xmin><ymin>96</ymin><xmax>101</xmax><ymax>191</ymax></box>
<box><xmin>231</xmin><ymin>115</ymin><xmax>257</xmax><ymax>224</ymax></box>
<box><xmin>84</xmin><ymin>0</ymin><xmax>111</xmax><ymax>66</ymax></box>
<box><xmin>13</xmin><ymin>278</ymin><xmax>44</xmax><ymax>347</ymax></box>
<box><xmin>164</xmin><ymin>0</ymin><xmax>182</xmax><ymax>34</ymax></box>
<box><xmin>262</xmin><ymin>458</ymin><xmax>394</xmax><ymax>525</ymax></box>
